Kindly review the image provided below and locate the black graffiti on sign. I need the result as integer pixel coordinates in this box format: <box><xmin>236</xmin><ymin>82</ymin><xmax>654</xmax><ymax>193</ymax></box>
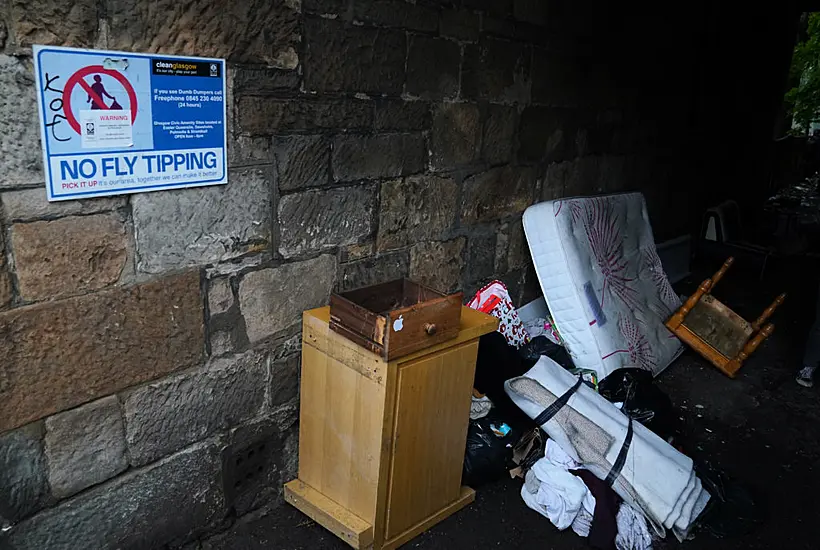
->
<box><xmin>43</xmin><ymin>73</ymin><xmax>70</xmax><ymax>142</ymax></box>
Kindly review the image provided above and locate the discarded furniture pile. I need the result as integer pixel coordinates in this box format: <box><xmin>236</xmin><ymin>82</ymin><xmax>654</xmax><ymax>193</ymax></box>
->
<box><xmin>284</xmin><ymin>192</ymin><xmax>771</xmax><ymax>550</ymax></box>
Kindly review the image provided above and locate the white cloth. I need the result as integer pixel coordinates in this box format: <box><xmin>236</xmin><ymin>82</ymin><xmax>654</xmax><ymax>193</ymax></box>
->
<box><xmin>521</xmin><ymin>457</ymin><xmax>595</xmax><ymax>531</ymax></box>
<box><xmin>616</xmin><ymin>503</ymin><xmax>653</xmax><ymax>550</ymax></box>
<box><xmin>545</xmin><ymin>438</ymin><xmax>582</xmax><ymax>471</ymax></box>
<box><xmin>506</xmin><ymin>357</ymin><xmax>710</xmax><ymax>539</ymax></box>
<box><xmin>470</xmin><ymin>395</ymin><xmax>492</xmax><ymax>419</ymax></box>
<box><xmin>572</xmin><ymin>508</ymin><xmax>594</xmax><ymax>538</ymax></box>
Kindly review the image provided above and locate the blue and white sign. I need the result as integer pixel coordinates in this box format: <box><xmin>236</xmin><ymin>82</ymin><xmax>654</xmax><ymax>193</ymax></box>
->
<box><xmin>34</xmin><ymin>46</ymin><xmax>227</xmax><ymax>201</ymax></box>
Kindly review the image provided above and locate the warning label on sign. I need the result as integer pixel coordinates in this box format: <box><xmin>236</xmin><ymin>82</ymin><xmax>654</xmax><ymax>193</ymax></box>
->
<box><xmin>80</xmin><ymin>110</ymin><xmax>133</xmax><ymax>148</ymax></box>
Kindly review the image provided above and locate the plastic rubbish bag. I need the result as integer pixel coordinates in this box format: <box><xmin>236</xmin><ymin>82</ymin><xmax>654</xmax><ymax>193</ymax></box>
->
<box><xmin>598</xmin><ymin>367</ymin><xmax>681</xmax><ymax>442</ymax></box>
<box><xmin>695</xmin><ymin>461</ymin><xmax>764</xmax><ymax>539</ymax></box>
<box><xmin>462</xmin><ymin>410</ymin><xmax>521</xmax><ymax>488</ymax></box>
<box><xmin>518</xmin><ymin>335</ymin><xmax>575</xmax><ymax>370</ymax></box>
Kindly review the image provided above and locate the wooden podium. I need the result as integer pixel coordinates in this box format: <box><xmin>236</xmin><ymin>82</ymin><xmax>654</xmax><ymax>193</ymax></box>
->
<box><xmin>285</xmin><ymin>306</ymin><xmax>497</xmax><ymax>549</ymax></box>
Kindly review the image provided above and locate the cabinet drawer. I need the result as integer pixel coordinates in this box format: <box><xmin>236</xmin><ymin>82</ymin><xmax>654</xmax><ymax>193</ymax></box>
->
<box><xmin>330</xmin><ymin>279</ymin><xmax>462</xmax><ymax>361</ymax></box>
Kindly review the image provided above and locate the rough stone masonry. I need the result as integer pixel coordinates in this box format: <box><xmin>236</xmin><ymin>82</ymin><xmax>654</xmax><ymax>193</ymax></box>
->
<box><xmin>0</xmin><ymin>1</ymin><xmax>698</xmax><ymax>548</ymax></box>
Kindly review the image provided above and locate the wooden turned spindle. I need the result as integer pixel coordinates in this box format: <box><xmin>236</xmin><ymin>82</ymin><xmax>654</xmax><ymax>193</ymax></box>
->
<box><xmin>726</xmin><ymin>323</ymin><xmax>775</xmax><ymax>377</ymax></box>
<box><xmin>709</xmin><ymin>256</ymin><xmax>734</xmax><ymax>291</ymax></box>
<box><xmin>752</xmin><ymin>293</ymin><xmax>786</xmax><ymax>332</ymax></box>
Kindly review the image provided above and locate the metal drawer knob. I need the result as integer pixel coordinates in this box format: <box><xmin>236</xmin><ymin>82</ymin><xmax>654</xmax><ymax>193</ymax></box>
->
<box><xmin>425</xmin><ymin>323</ymin><xmax>437</xmax><ymax>336</ymax></box>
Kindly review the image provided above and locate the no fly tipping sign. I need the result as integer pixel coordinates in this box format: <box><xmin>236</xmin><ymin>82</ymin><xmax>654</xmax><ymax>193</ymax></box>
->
<box><xmin>33</xmin><ymin>45</ymin><xmax>227</xmax><ymax>201</ymax></box>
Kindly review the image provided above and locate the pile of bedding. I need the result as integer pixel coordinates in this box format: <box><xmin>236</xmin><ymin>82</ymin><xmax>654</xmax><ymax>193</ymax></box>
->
<box><xmin>505</xmin><ymin>357</ymin><xmax>710</xmax><ymax>542</ymax></box>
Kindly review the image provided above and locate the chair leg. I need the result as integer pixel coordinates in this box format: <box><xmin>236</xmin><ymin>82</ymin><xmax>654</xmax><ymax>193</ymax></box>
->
<box><xmin>709</xmin><ymin>256</ymin><xmax>735</xmax><ymax>291</ymax></box>
<box><xmin>725</xmin><ymin>323</ymin><xmax>775</xmax><ymax>377</ymax></box>
<box><xmin>667</xmin><ymin>279</ymin><xmax>712</xmax><ymax>330</ymax></box>
<box><xmin>752</xmin><ymin>293</ymin><xmax>786</xmax><ymax>332</ymax></box>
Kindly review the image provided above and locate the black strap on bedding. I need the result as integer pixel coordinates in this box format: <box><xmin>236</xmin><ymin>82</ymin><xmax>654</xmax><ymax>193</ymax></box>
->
<box><xmin>605</xmin><ymin>416</ymin><xmax>634</xmax><ymax>487</ymax></box>
<box><xmin>532</xmin><ymin>377</ymin><xmax>583</xmax><ymax>427</ymax></box>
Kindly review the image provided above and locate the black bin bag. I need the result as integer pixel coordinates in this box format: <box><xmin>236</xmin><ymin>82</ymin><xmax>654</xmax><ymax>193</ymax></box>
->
<box><xmin>598</xmin><ymin>367</ymin><xmax>681</xmax><ymax>442</ymax></box>
<box><xmin>462</xmin><ymin>409</ymin><xmax>521</xmax><ymax>488</ymax></box>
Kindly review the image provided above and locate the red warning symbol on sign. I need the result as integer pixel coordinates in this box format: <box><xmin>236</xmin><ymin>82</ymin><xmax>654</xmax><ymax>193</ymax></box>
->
<box><xmin>61</xmin><ymin>65</ymin><xmax>138</xmax><ymax>135</ymax></box>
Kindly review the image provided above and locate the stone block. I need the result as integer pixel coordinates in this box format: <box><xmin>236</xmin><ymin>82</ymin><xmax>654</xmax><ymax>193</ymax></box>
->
<box><xmin>271</xmin><ymin>333</ymin><xmax>302</xmax><ymax>364</ymax></box>
<box><xmin>337</xmin><ymin>250</ymin><xmax>409</xmax><ymax>292</ymax></box>
<box><xmin>124</xmin><ymin>349</ymin><xmax>268</xmax><ymax>466</ymax></box>
<box><xmin>431</xmin><ymin>103</ymin><xmax>481</xmax><ymax>169</ymax></box>
<box><xmin>208</xmin><ymin>278</ymin><xmax>234</xmax><ymax>317</ymax></box>
<box><xmin>1</xmin><ymin>188</ymin><xmax>124</xmax><ymax>222</ymax></box>
<box><xmin>0</xmin><ymin>423</ymin><xmax>50</xmax><ymax>523</ymax></box>
<box><xmin>275</xmin><ymin>135</ymin><xmax>330</xmax><ymax>191</ymax></box>
<box><xmin>598</xmin><ymin>155</ymin><xmax>629</xmax><ymax>193</ymax></box>
<box><xmin>482</xmin><ymin>105</ymin><xmax>518</xmax><ymax>164</ymax></box>
<box><xmin>542</xmin><ymin>160</ymin><xmax>570</xmax><ymax>200</ymax></box>
<box><xmin>461</xmin><ymin>38</ymin><xmax>531</xmax><ymax>104</ymax></box>
<box><xmin>406</xmin><ymin>35</ymin><xmax>460</xmax><ymax>99</ymax></box>
<box><xmin>0</xmin><ymin>271</ymin><xmax>204</xmax><ymax>433</ymax></box>
<box><xmin>109</xmin><ymin>0</ymin><xmax>299</xmax><ymax>67</ymax></box>
<box><xmin>377</xmin><ymin>175</ymin><xmax>459</xmax><ymax>251</ymax></box>
<box><xmin>238</xmin><ymin>97</ymin><xmax>373</xmax><ymax>135</ymax></box>
<box><xmin>209</xmin><ymin>331</ymin><xmax>234</xmax><ymax>357</ymax></box>
<box><xmin>463</xmin><ymin>0</ymin><xmax>512</xmax><ymax>17</ymax></box>
<box><xmin>564</xmin><ymin>155</ymin><xmax>603</xmax><ymax>197</ymax></box>
<box><xmin>461</xmin><ymin>166</ymin><xmax>537</xmax><ymax>224</ymax></box>
<box><xmin>270</xmin><ymin>354</ymin><xmax>300</xmax><ymax>408</ymax></box>
<box><xmin>374</xmin><ymin>100</ymin><xmax>432</xmax><ymax>131</ymax></box>
<box><xmin>44</xmin><ymin>396</ymin><xmax>127</xmax><ymax>499</ymax></box>
<box><xmin>340</xmin><ymin>242</ymin><xmax>376</xmax><ymax>263</ymax></box>
<box><xmin>531</xmin><ymin>50</ymin><xmax>584</xmax><ymax>107</ymax></box>
<box><xmin>353</xmin><ymin>0</ymin><xmax>439</xmax><ymax>32</ymax></box>
<box><xmin>222</xmin><ymin>406</ymin><xmax>298</xmax><ymax>516</ymax></box>
<box><xmin>481</xmin><ymin>16</ymin><xmax>515</xmax><ymax>39</ymax></box>
<box><xmin>495</xmin><ymin>220</ymin><xmax>528</xmax><ymax>273</ymax></box>
<box><xmin>6</xmin><ymin>442</ymin><xmax>224</xmax><ymax>550</ymax></box>
<box><xmin>304</xmin><ymin>18</ymin><xmax>406</xmax><ymax>94</ymax></box>
<box><xmin>409</xmin><ymin>239</ymin><xmax>466</xmax><ymax>293</ymax></box>
<box><xmin>303</xmin><ymin>0</ymin><xmax>348</xmax><ymax>15</ymax></box>
<box><xmin>132</xmin><ymin>167</ymin><xmax>270</xmax><ymax>274</ymax></box>
<box><xmin>239</xmin><ymin>255</ymin><xmax>336</xmax><ymax>344</ymax></box>
<box><xmin>232</xmin><ymin>66</ymin><xmax>300</xmax><ymax>95</ymax></box>
<box><xmin>228</xmin><ymin>135</ymin><xmax>272</xmax><ymax>167</ymax></box>
<box><xmin>518</xmin><ymin>106</ymin><xmax>577</xmax><ymax>163</ymax></box>
<box><xmin>0</xmin><ymin>55</ymin><xmax>42</xmax><ymax>188</ymax></box>
<box><xmin>207</xmin><ymin>287</ymin><xmax>250</xmax><ymax>357</ymax></box>
<box><xmin>333</xmin><ymin>134</ymin><xmax>426</xmax><ymax>181</ymax></box>
<box><xmin>12</xmin><ymin>214</ymin><xmax>128</xmax><ymax>302</ymax></box>
<box><xmin>466</xmin><ymin>233</ymin><xmax>496</xmax><ymax>284</ymax></box>
<box><xmin>513</xmin><ymin>0</ymin><xmax>547</xmax><ymax>25</ymax></box>
<box><xmin>278</xmin><ymin>186</ymin><xmax>375</xmax><ymax>258</ymax></box>
<box><xmin>9</xmin><ymin>0</ymin><xmax>99</xmax><ymax>47</ymax></box>
<box><xmin>441</xmin><ymin>8</ymin><xmax>480</xmax><ymax>42</ymax></box>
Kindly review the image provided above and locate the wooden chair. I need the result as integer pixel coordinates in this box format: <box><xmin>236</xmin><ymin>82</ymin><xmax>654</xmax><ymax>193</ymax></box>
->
<box><xmin>665</xmin><ymin>257</ymin><xmax>786</xmax><ymax>378</ymax></box>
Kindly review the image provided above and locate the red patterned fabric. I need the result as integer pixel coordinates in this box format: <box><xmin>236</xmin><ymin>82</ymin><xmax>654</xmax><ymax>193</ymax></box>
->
<box><xmin>467</xmin><ymin>280</ymin><xmax>529</xmax><ymax>348</ymax></box>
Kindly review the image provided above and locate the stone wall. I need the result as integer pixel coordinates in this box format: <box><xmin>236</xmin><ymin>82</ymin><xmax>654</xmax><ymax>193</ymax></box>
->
<box><xmin>1</xmin><ymin>1</ymin><xmax>706</xmax><ymax>548</ymax></box>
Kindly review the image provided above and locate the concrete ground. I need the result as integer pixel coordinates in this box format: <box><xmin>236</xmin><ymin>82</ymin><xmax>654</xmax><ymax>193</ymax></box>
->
<box><xmin>203</xmin><ymin>258</ymin><xmax>820</xmax><ymax>550</ymax></box>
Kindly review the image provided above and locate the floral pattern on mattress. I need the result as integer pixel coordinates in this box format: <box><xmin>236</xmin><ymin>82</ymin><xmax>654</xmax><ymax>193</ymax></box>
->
<box><xmin>549</xmin><ymin>193</ymin><xmax>682</xmax><ymax>377</ymax></box>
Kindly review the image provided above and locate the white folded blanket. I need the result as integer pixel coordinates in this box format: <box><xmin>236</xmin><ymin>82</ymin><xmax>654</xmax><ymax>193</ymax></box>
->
<box><xmin>505</xmin><ymin>357</ymin><xmax>710</xmax><ymax>540</ymax></box>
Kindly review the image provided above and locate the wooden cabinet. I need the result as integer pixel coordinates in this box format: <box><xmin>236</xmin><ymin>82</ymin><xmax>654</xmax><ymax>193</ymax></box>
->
<box><xmin>285</xmin><ymin>306</ymin><xmax>498</xmax><ymax>550</ymax></box>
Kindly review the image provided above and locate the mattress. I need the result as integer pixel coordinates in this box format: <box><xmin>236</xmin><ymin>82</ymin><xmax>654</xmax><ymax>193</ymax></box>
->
<box><xmin>522</xmin><ymin>192</ymin><xmax>683</xmax><ymax>380</ymax></box>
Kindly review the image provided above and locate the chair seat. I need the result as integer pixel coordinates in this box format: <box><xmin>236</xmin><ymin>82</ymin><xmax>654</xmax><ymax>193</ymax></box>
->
<box><xmin>681</xmin><ymin>295</ymin><xmax>752</xmax><ymax>358</ymax></box>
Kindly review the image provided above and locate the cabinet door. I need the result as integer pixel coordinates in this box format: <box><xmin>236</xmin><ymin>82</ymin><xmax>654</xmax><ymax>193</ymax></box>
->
<box><xmin>384</xmin><ymin>341</ymin><xmax>478</xmax><ymax>540</ymax></box>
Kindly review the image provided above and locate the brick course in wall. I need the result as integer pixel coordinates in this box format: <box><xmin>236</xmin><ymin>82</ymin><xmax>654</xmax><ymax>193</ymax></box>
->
<box><xmin>0</xmin><ymin>1</ymin><xmax>699</xmax><ymax>547</ymax></box>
